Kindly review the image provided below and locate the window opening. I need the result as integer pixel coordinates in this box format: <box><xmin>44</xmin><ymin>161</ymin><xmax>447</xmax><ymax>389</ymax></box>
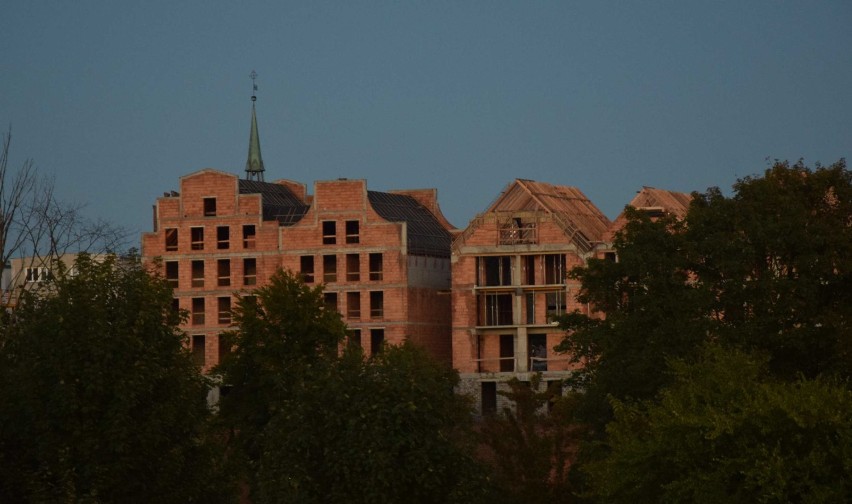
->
<box><xmin>191</xmin><ymin>298</ymin><xmax>205</xmax><ymax>326</ymax></box>
<box><xmin>243</xmin><ymin>258</ymin><xmax>257</xmax><ymax>286</ymax></box>
<box><xmin>323</xmin><ymin>255</ymin><xmax>337</xmax><ymax>283</ymax></box>
<box><xmin>346</xmin><ymin>292</ymin><xmax>361</xmax><ymax>319</ymax></box>
<box><xmin>217</xmin><ymin>259</ymin><xmax>230</xmax><ymax>287</ymax></box>
<box><xmin>217</xmin><ymin>226</ymin><xmax>229</xmax><ymax>249</ymax></box>
<box><xmin>525</xmin><ymin>292</ymin><xmax>536</xmax><ymax>324</ymax></box>
<box><xmin>322</xmin><ymin>221</ymin><xmax>336</xmax><ymax>245</ymax></box>
<box><xmin>370</xmin><ymin>291</ymin><xmax>384</xmax><ymax>319</ymax></box>
<box><xmin>347</xmin><ymin>329</ymin><xmax>362</xmax><ymax>347</ymax></box>
<box><xmin>242</xmin><ymin>225</ymin><xmax>256</xmax><ymax>249</ymax></box>
<box><xmin>203</xmin><ymin>197</ymin><xmax>217</xmax><ymax>216</ymax></box>
<box><xmin>190</xmin><ymin>227</ymin><xmax>204</xmax><ymax>250</ymax></box>
<box><xmin>165</xmin><ymin>228</ymin><xmax>178</xmax><ymax>251</ymax></box>
<box><xmin>218</xmin><ymin>297</ymin><xmax>232</xmax><ymax>325</ymax></box>
<box><xmin>323</xmin><ymin>292</ymin><xmax>338</xmax><ymax>312</ymax></box>
<box><xmin>346</xmin><ymin>253</ymin><xmax>360</xmax><ymax>281</ymax></box>
<box><xmin>499</xmin><ymin>334</ymin><xmax>515</xmax><ymax>372</ymax></box>
<box><xmin>523</xmin><ymin>255</ymin><xmax>536</xmax><ymax>285</ymax></box>
<box><xmin>345</xmin><ymin>220</ymin><xmax>359</xmax><ymax>244</ymax></box>
<box><xmin>370</xmin><ymin>329</ymin><xmax>385</xmax><ymax>355</ymax></box>
<box><xmin>481</xmin><ymin>382</ymin><xmax>497</xmax><ymax>415</ymax></box>
<box><xmin>192</xmin><ymin>335</ymin><xmax>206</xmax><ymax>366</ymax></box>
<box><xmin>165</xmin><ymin>261</ymin><xmax>179</xmax><ymax>288</ymax></box>
<box><xmin>368</xmin><ymin>253</ymin><xmax>383</xmax><ymax>281</ymax></box>
<box><xmin>300</xmin><ymin>256</ymin><xmax>315</xmax><ymax>283</ymax></box>
<box><xmin>191</xmin><ymin>260</ymin><xmax>204</xmax><ymax>288</ymax></box>
<box><xmin>546</xmin><ymin>291</ymin><xmax>566</xmax><ymax>320</ymax></box>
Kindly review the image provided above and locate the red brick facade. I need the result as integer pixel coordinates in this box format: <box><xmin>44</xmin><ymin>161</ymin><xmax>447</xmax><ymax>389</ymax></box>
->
<box><xmin>142</xmin><ymin>170</ymin><xmax>455</xmax><ymax>372</ymax></box>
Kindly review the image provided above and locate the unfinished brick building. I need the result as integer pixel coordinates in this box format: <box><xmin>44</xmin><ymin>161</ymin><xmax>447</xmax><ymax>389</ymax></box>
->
<box><xmin>451</xmin><ymin>179</ymin><xmax>612</xmax><ymax>414</ymax></box>
<box><xmin>141</xmin><ymin>95</ymin><xmax>456</xmax><ymax>372</ymax></box>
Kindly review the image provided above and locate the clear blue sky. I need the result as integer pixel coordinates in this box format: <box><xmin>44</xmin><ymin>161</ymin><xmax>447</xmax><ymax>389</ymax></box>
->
<box><xmin>2</xmin><ymin>2</ymin><xmax>850</xmax><ymax>243</ymax></box>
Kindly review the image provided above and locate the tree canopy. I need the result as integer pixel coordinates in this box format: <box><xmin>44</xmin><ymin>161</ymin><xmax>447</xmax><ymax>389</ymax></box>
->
<box><xmin>557</xmin><ymin>159</ymin><xmax>852</xmax><ymax>429</ymax></box>
<box><xmin>0</xmin><ymin>254</ymin><xmax>234</xmax><ymax>503</ymax></box>
<box><xmin>216</xmin><ymin>269</ymin><xmax>491</xmax><ymax>503</ymax></box>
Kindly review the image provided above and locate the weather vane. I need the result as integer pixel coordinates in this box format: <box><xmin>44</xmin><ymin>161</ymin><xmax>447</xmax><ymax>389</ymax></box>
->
<box><xmin>250</xmin><ymin>70</ymin><xmax>258</xmax><ymax>102</ymax></box>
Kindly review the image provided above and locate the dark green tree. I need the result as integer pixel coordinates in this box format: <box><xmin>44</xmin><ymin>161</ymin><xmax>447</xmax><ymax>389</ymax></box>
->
<box><xmin>0</xmin><ymin>253</ymin><xmax>234</xmax><ymax>503</ymax></box>
<box><xmin>215</xmin><ymin>269</ymin><xmax>348</xmax><ymax>494</ymax></box>
<box><xmin>477</xmin><ymin>375</ymin><xmax>582</xmax><ymax>504</ymax></box>
<box><xmin>557</xmin><ymin>159</ymin><xmax>852</xmax><ymax>429</ymax></box>
<box><xmin>585</xmin><ymin>345</ymin><xmax>852</xmax><ymax>503</ymax></box>
<box><xmin>255</xmin><ymin>343</ymin><xmax>491</xmax><ymax>504</ymax></box>
<box><xmin>216</xmin><ymin>269</ymin><xmax>493</xmax><ymax>503</ymax></box>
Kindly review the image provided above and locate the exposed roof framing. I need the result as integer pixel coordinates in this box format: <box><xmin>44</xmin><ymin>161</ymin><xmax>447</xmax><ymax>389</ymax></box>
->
<box><xmin>368</xmin><ymin>191</ymin><xmax>452</xmax><ymax>257</ymax></box>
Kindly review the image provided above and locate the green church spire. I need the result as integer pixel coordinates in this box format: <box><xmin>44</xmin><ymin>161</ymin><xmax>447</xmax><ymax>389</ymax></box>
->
<box><xmin>245</xmin><ymin>70</ymin><xmax>265</xmax><ymax>182</ymax></box>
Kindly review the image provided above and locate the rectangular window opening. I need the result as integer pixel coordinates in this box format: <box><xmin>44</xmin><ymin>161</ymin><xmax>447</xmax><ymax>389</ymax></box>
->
<box><xmin>481</xmin><ymin>382</ymin><xmax>497</xmax><ymax>416</ymax></box>
<box><xmin>500</xmin><ymin>334</ymin><xmax>515</xmax><ymax>372</ymax></box>
<box><xmin>478</xmin><ymin>293</ymin><xmax>513</xmax><ymax>326</ymax></box>
<box><xmin>322</xmin><ymin>221</ymin><xmax>336</xmax><ymax>245</ymax></box>
<box><xmin>191</xmin><ymin>260</ymin><xmax>204</xmax><ymax>288</ymax></box>
<box><xmin>346</xmin><ymin>253</ymin><xmax>360</xmax><ymax>282</ymax></box>
<box><xmin>544</xmin><ymin>254</ymin><xmax>566</xmax><ymax>284</ymax></box>
<box><xmin>477</xmin><ymin>256</ymin><xmax>513</xmax><ymax>286</ymax></box>
<box><xmin>345</xmin><ymin>220</ymin><xmax>359</xmax><ymax>244</ymax></box>
<box><xmin>218</xmin><ymin>297</ymin><xmax>232</xmax><ymax>325</ymax></box>
<box><xmin>190</xmin><ymin>227</ymin><xmax>204</xmax><ymax>250</ymax></box>
<box><xmin>217</xmin><ymin>259</ymin><xmax>230</xmax><ymax>287</ymax></box>
<box><xmin>370</xmin><ymin>329</ymin><xmax>385</xmax><ymax>356</ymax></box>
<box><xmin>217</xmin><ymin>226</ymin><xmax>230</xmax><ymax>250</ymax></box>
<box><xmin>347</xmin><ymin>329</ymin><xmax>362</xmax><ymax>348</ymax></box>
<box><xmin>203</xmin><ymin>197</ymin><xmax>217</xmax><ymax>217</ymax></box>
<box><xmin>324</xmin><ymin>292</ymin><xmax>338</xmax><ymax>312</ymax></box>
<box><xmin>529</xmin><ymin>334</ymin><xmax>548</xmax><ymax>372</ymax></box>
<box><xmin>242</xmin><ymin>225</ymin><xmax>256</xmax><ymax>249</ymax></box>
<box><xmin>346</xmin><ymin>291</ymin><xmax>361</xmax><ymax>320</ymax></box>
<box><xmin>369</xmin><ymin>291</ymin><xmax>384</xmax><ymax>319</ymax></box>
<box><xmin>369</xmin><ymin>253</ymin><xmax>383</xmax><ymax>281</ymax></box>
<box><xmin>300</xmin><ymin>255</ymin><xmax>315</xmax><ymax>283</ymax></box>
<box><xmin>323</xmin><ymin>255</ymin><xmax>337</xmax><ymax>283</ymax></box>
<box><xmin>191</xmin><ymin>298</ymin><xmax>205</xmax><ymax>326</ymax></box>
<box><xmin>165</xmin><ymin>228</ymin><xmax>178</xmax><ymax>251</ymax></box>
<box><xmin>243</xmin><ymin>258</ymin><xmax>257</xmax><ymax>286</ymax></box>
<box><xmin>192</xmin><ymin>335</ymin><xmax>206</xmax><ymax>366</ymax></box>
<box><xmin>165</xmin><ymin>261</ymin><xmax>179</xmax><ymax>288</ymax></box>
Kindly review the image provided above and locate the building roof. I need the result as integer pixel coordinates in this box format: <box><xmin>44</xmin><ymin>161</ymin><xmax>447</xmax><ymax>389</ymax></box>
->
<box><xmin>238</xmin><ymin>179</ymin><xmax>309</xmax><ymax>225</ymax></box>
<box><xmin>368</xmin><ymin>191</ymin><xmax>453</xmax><ymax>257</ymax></box>
<box><xmin>604</xmin><ymin>186</ymin><xmax>693</xmax><ymax>241</ymax></box>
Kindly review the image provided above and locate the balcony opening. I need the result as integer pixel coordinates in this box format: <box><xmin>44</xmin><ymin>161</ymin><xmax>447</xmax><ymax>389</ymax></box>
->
<box><xmin>525</xmin><ymin>292</ymin><xmax>536</xmax><ymax>324</ymax></box>
<box><xmin>477</xmin><ymin>256</ymin><xmax>512</xmax><ymax>286</ymax></box>
<box><xmin>544</xmin><ymin>254</ymin><xmax>566</xmax><ymax>284</ymax></box>
<box><xmin>478</xmin><ymin>293</ymin><xmax>513</xmax><ymax>326</ymax></box>
<box><xmin>546</xmin><ymin>291</ymin><xmax>566</xmax><ymax>320</ymax></box>
<box><xmin>522</xmin><ymin>255</ymin><xmax>536</xmax><ymax>285</ymax></box>
<box><xmin>529</xmin><ymin>334</ymin><xmax>547</xmax><ymax>371</ymax></box>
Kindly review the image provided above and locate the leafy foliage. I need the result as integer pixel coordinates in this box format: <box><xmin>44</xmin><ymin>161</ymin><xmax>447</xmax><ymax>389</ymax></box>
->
<box><xmin>216</xmin><ymin>269</ymin><xmax>490</xmax><ymax>503</ymax></box>
<box><xmin>0</xmin><ymin>253</ymin><xmax>234</xmax><ymax>503</ymax></box>
<box><xmin>477</xmin><ymin>375</ymin><xmax>582</xmax><ymax>504</ymax></box>
<box><xmin>557</xmin><ymin>159</ymin><xmax>852</xmax><ymax>429</ymax></box>
<box><xmin>585</xmin><ymin>345</ymin><xmax>852</xmax><ymax>503</ymax></box>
